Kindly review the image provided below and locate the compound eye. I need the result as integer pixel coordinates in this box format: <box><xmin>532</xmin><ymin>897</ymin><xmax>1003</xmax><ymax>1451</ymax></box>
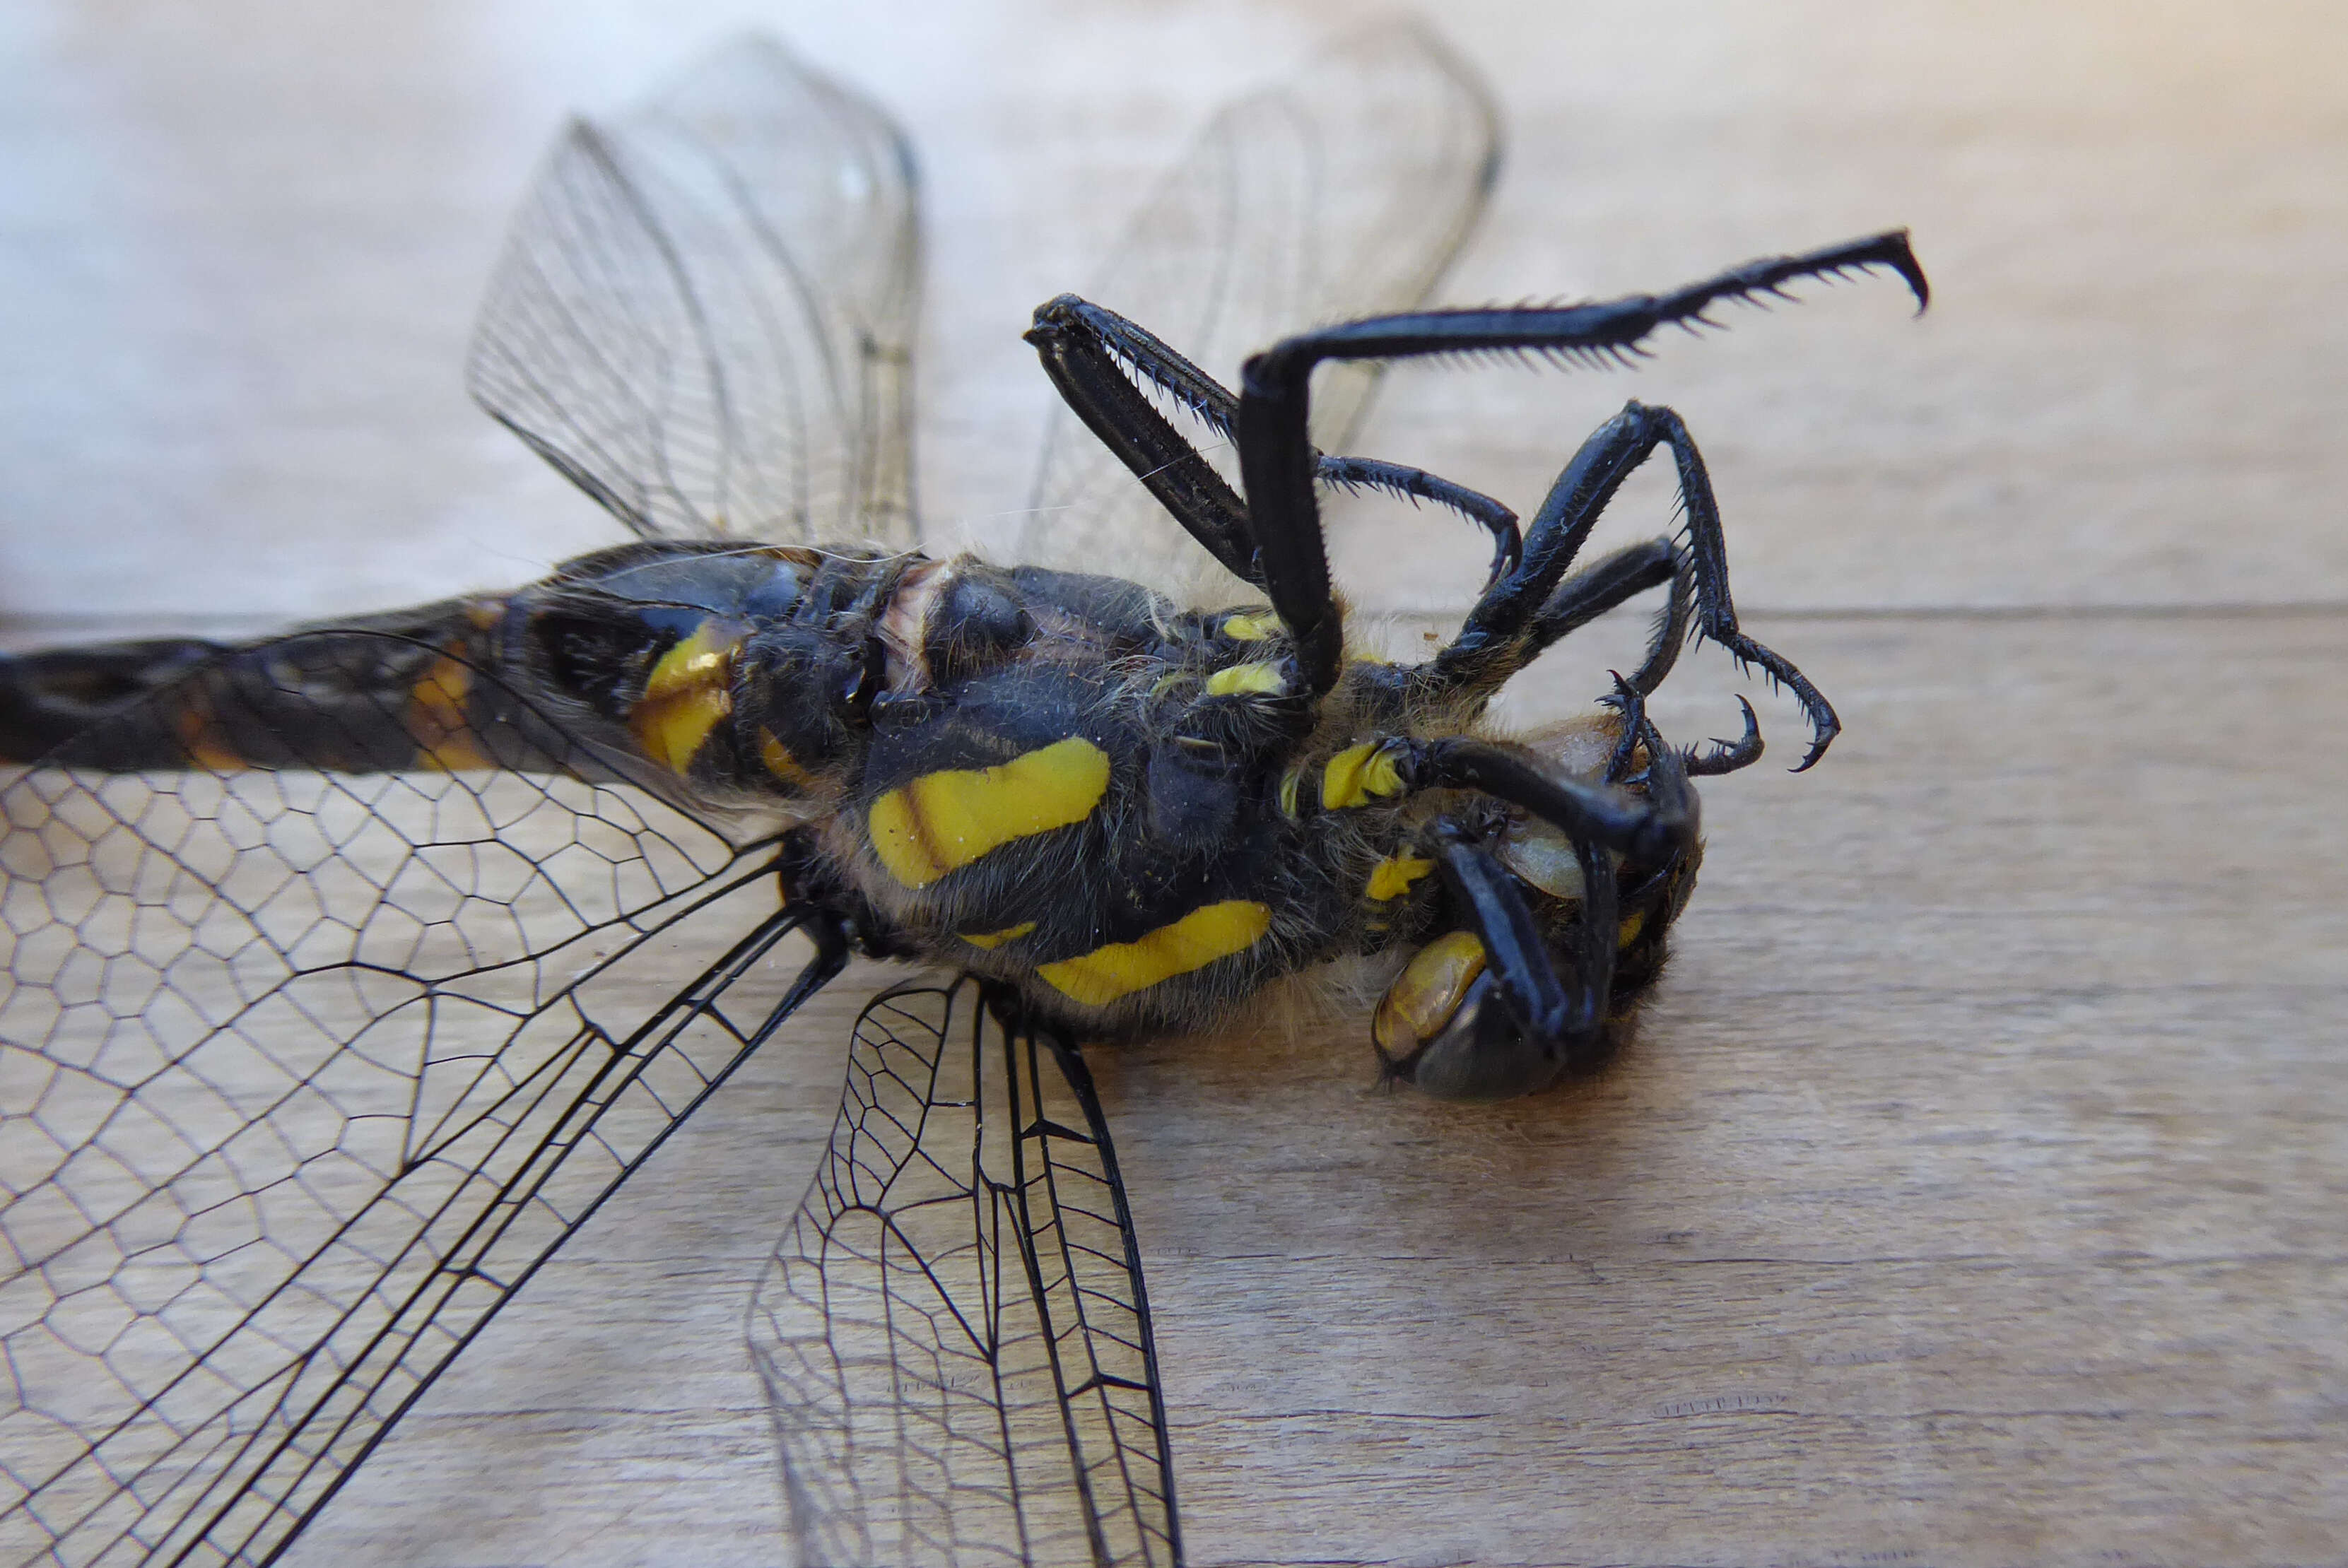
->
<box><xmin>1373</xmin><ymin>929</ymin><xmax>1487</xmax><ymax>1066</ymax></box>
<box><xmin>1373</xmin><ymin>926</ymin><xmax>1576</xmax><ymax>1101</ymax></box>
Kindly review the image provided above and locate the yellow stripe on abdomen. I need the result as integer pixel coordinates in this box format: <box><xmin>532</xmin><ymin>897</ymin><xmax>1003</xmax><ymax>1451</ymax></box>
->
<box><xmin>172</xmin><ymin>701</ymin><xmax>244</xmax><ymax>772</ymax></box>
<box><xmin>1035</xmin><ymin>900</ymin><xmax>1272</xmax><ymax>1008</ymax></box>
<box><xmin>869</xmin><ymin>736</ymin><xmax>1111</xmax><ymax>890</ymax></box>
<box><xmin>409</xmin><ymin>649</ymin><xmax>491</xmax><ymax>771</ymax></box>
<box><xmin>628</xmin><ymin>622</ymin><xmax>739</xmax><ymax>774</ymax></box>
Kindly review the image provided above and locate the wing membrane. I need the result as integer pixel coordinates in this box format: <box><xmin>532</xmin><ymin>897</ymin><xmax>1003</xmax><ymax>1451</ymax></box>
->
<box><xmin>0</xmin><ymin>639</ymin><xmax>844</xmax><ymax>1566</ymax></box>
<box><xmin>1019</xmin><ymin>20</ymin><xmax>1501</xmax><ymax>604</ymax></box>
<box><xmin>469</xmin><ymin>35</ymin><xmax>920</xmax><ymax>549</ymax></box>
<box><xmin>750</xmin><ymin>979</ymin><xmax>1179</xmax><ymax>1567</ymax></box>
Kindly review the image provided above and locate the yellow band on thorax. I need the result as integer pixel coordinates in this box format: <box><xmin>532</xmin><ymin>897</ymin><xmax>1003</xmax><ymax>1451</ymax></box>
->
<box><xmin>1035</xmin><ymin>900</ymin><xmax>1272</xmax><ymax>1008</ymax></box>
<box><xmin>1203</xmin><ymin>661</ymin><xmax>1286</xmax><ymax>697</ymax></box>
<box><xmin>758</xmin><ymin>729</ymin><xmax>817</xmax><ymax>791</ymax></box>
<box><xmin>629</xmin><ymin>622</ymin><xmax>739</xmax><ymax>774</ymax></box>
<box><xmin>1321</xmin><ymin>741</ymin><xmax>1406</xmax><ymax>810</ymax></box>
<box><xmin>869</xmin><ymin>736</ymin><xmax>1112</xmax><ymax>889</ymax></box>
<box><xmin>1366</xmin><ymin>854</ymin><xmax>1436</xmax><ymax>901</ymax></box>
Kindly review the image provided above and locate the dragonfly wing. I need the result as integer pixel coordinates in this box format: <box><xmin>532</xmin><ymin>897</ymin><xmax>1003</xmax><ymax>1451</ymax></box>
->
<box><xmin>469</xmin><ymin>34</ymin><xmax>920</xmax><ymax>550</ymax></box>
<box><xmin>1017</xmin><ymin>20</ymin><xmax>1501</xmax><ymax>606</ymax></box>
<box><xmin>0</xmin><ymin>637</ymin><xmax>847</xmax><ymax>1566</ymax></box>
<box><xmin>751</xmin><ymin>979</ymin><xmax>1180</xmax><ymax>1568</ymax></box>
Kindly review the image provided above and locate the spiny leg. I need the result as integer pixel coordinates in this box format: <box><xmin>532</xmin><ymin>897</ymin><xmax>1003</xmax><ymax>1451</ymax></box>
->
<box><xmin>1026</xmin><ymin>295</ymin><xmax>1520</xmax><ymax>591</ymax></box>
<box><xmin>1529</xmin><ymin>536</ymin><xmax>1691</xmax><ymax>698</ymax></box>
<box><xmin>1546</xmin><ymin>553</ymin><xmax>1763</xmax><ymax>775</ymax></box>
<box><xmin>1432</xmin><ymin>406</ymin><xmax>1674</xmax><ymax>695</ymax></box>
<box><xmin>1399</xmin><ymin>736</ymin><xmax>1691</xmax><ymax>867</ymax></box>
<box><xmin>1237</xmin><ymin>230</ymin><xmax>1924</xmax><ymax>702</ymax></box>
<box><xmin>1314</xmin><ymin>455</ymin><xmax>1520</xmax><ymax>588</ymax></box>
<box><xmin>1599</xmin><ymin>671</ymin><xmax>1656</xmax><ymax>784</ymax></box>
<box><xmin>1648</xmin><ymin>399</ymin><xmax>1839</xmax><ymax>768</ymax></box>
<box><xmin>1428</xmin><ymin>399</ymin><xmax>1838</xmax><ymax>767</ymax></box>
<box><xmin>1026</xmin><ymin>295</ymin><xmax>1254</xmax><ymax>580</ymax></box>
<box><xmin>1686</xmin><ymin>697</ymin><xmax>1765</xmax><ymax>776</ymax></box>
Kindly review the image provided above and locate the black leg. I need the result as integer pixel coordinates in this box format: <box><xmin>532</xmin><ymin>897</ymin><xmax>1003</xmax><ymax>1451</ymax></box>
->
<box><xmin>1026</xmin><ymin>295</ymin><xmax>1256</xmax><ymax>581</ymax></box>
<box><xmin>1606</xmin><ymin>582</ymin><xmax>1771</xmax><ymax>777</ymax></box>
<box><xmin>1598</xmin><ymin>671</ymin><xmax>1650</xmax><ymax>783</ymax></box>
<box><xmin>1401</xmin><ymin>736</ymin><xmax>1691</xmax><ymax>869</ymax></box>
<box><xmin>1027</xmin><ymin>296</ymin><xmax>1522</xmax><ymax>596</ymax></box>
<box><xmin>1237</xmin><ymin>230</ymin><xmax>1923</xmax><ymax>704</ymax></box>
<box><xmin>1315</xmin><ymin>456</ymin><xmax>1521</xmax><ymax>588</ymax></box>
<box><xmin>1381</xmin><ymin>725</ymin><xmax>1704</xmax><ymax>1098</ymax></box>
<box><xmin>1430</xmin><ymin>400</ymin><xmax>1838</xmax><ymax>768</ymax></box>
<box><xmin>1525</xmin><ymin>536</ymin><xmax>1694</xmax><ymax>699</ymax></box>
<box><xmin>1686</xmin><ymin>696</ymin><xmax>1765</xmax><ymax>776</ymax></box>
<box><xmin>1384</xmin><ymin>820</ymin><xmax>1616</xmax><ymax>1098</ymax></box>
<box><xmin>1644</xmin><ymin>401</ymin><xmax>1839</xmax><ymax>769</ymax></box>
<box><xmin>1431</xmin><ymin>405</ymin><xmax>1662</xmax><ymax>691</ymax></box>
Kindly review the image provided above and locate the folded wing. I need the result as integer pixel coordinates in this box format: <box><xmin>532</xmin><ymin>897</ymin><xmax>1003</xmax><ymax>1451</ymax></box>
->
<box><xmin>469</xmin><ymin>35</ymin><xmax>921</xmax><ymax>550</ymax></box>
<box><xmin>751</xmin><ymin>979</ymin><xmax>1180</xmax><ymax>1568</ymax></box>
<box><xmin>1019</xmin><ymin>20</ymin><xmax>1501</xmax><ymax>606</ymax></box>
<box><xmin>0</xmin><ymin>636</ymin><xmax>843</xmax><ymax>1565</ymax></box>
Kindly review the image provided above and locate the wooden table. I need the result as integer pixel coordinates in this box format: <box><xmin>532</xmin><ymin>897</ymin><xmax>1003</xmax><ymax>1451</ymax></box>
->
<box><xmin>3</xmin><ymin>1</ymin><xmax>2340</xmax><ymax>1563</ymax></box>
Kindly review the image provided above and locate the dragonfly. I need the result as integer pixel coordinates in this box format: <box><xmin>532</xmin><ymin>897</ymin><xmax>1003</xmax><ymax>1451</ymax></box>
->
<box><xmin>0</xmin><ymin>23</ymin><xmax>1925</xmax><ymax>1567</ymax></box>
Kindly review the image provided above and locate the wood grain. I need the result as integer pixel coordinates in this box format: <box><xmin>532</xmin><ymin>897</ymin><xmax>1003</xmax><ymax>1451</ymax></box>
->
<box><xmin>2</xmin><ymin>1</ymin><xmax>2341</xmax><ymax>1564</ymax></box>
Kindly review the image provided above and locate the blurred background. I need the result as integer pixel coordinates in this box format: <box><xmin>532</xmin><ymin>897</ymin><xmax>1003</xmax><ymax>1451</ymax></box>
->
<box><xmin>2</xmin><ymin>3</ymin><xmax>2343</xmax><ymax>1566</ymax></box>
<box><xmin>3</xmin><ymin>0</ymin><xmax>2342</xmax><ymax>634</ymax></box>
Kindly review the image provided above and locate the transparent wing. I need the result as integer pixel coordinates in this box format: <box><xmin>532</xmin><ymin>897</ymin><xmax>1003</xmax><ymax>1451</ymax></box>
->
<box><xmin>469</xmin><ymin>34</ymin><xmax>920</xmax><ymax>550</ymax></box>
<box><xmin>751</xmin><ymin>979</ymin><xmax>1179</xmax><ymax>1568</ymax></box>
<box><xmin>1017</xmin><ymin>20</ymin><xmax>1501</xmax><ymax>605</ymax></box>
<box><xmin>0</xmin><ymin>635</ymin><xmax>846</xmax><ymax>1567</ymax></box>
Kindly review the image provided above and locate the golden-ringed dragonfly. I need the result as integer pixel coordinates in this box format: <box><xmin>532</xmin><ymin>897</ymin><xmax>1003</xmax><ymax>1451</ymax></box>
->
<box><xmin>0</xmin><ymin>23</ymin><xmax>1925</xmax><ymax>1566</ymax></box>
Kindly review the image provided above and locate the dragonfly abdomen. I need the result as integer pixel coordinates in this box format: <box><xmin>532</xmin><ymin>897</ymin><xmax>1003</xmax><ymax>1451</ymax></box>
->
<box><xmin>0</xmin><ymin>596</ymin><xmax>568</xmax><ymax>772</ymax></box>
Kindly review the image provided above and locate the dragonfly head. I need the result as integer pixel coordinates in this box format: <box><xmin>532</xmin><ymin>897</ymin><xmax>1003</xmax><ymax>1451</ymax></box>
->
<box><xmin>1370</xmin><ymin>716</ymin><xmax>1704</xmax><ymax>1100</ymax></box>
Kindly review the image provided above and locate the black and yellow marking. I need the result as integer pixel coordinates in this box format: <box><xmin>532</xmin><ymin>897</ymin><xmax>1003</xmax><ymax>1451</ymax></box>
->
<box><xmin>1366</xmin><ymin>854</ymin><xmax>1436</xmax><ymax>902</ymax></box>
<box><xmin>628</xmin><ymin>622</ymin><xmax>739</xmax><ymax>775</ymax></box>
<box><xmin>1035</xmin><ymin>899</ymin><xmax>1273</xmax><ymax>1007</ymax></box>
<box><xmin>1320</xmin><ymin>741</ymin><xmax>1406</xmax><ymax>810</ymax></box>
<box><xmin>960</xmin><ymin>921</ymin><xmax>1038</xmax><ymax>951</ymax></box>
<box><xmin>172</xmin><ymin>698</ymin><xmax>243</xmax><ymax>773</ymax></box>
<box><xmin>1219</xmin><ymin>612</ymin><xmax>1279</xmax><ymax>642</ymax></box>
<box><xmin>868</xmin><ymin>736</ymin><xmax>1112</xmax><ymax>890</ymax></box>
<box><xmin>407</xmin><ymin>647</ymin><xmax>491</xmax><ymax>772</ymax></box>
<box><xmin>1203</xmin><ymin>661</ymin><xmax>1284</xmax><ymax>697</ymax></box>
<box><xmin>1277</xmin><ymin>765</ymin><xmax>1304</xmax><ymax>820</ymax></box>
<box><xmin>758</xmin><ymin>729</ymin><xmax>818</xmax><ymax>793</ymax></box>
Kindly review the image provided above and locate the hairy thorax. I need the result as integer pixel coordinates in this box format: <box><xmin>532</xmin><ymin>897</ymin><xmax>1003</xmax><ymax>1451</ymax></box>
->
<box><xmin>460</xmin><ymin>541</ymin><xmax>1575</xmax><ymax>1038</ymax></box>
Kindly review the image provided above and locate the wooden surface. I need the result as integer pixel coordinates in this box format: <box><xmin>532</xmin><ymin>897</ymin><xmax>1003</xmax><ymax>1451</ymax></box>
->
<box><xmin>4</xmin><ymin>1</ymin><xmax>2344</xmax><ymax>1564</ymax></box>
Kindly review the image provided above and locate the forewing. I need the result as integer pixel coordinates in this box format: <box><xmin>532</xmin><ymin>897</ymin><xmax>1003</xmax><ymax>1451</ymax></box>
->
<box><xmin>1019</xmin><ymin>20</ymin><xmax>1501</xmax><ymax>605</ymax></box>
<box><xmin>469</xmin><ymin>34</ymin><xmax>920</xmax><ymax>549</ymax></box>
<box><xmin>750</xmin><ymin>980</ymin><xmax>1179</xmax><ymax>1568</ymax></box>
<box><xmin>0</xmin><ymin>638</ymin><xmax>843</xmax><ymax>1566</ymax></box>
